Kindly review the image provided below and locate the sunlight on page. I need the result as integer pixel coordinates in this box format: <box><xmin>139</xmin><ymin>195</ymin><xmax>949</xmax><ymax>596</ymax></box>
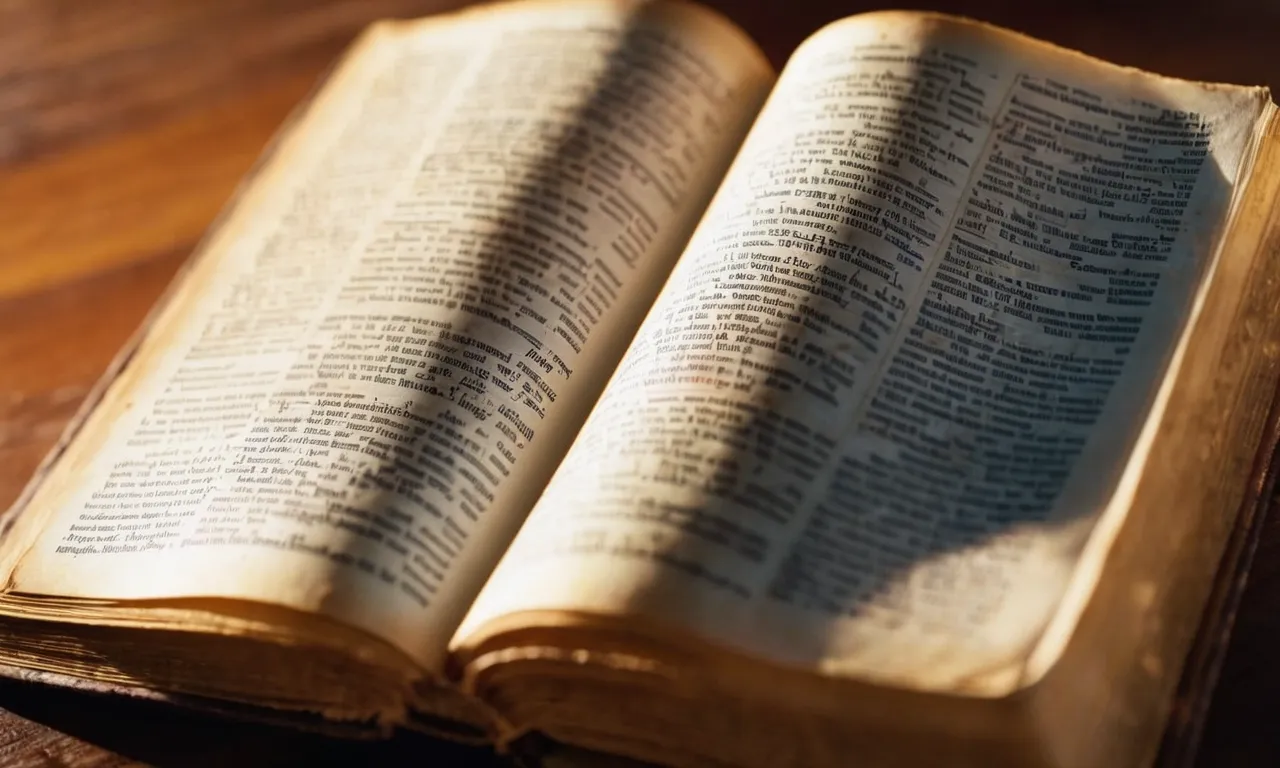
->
<box><xmin>457</xmin><ymin>12</ymin><xmax>1266</xmax><ymax>693</ymax></box>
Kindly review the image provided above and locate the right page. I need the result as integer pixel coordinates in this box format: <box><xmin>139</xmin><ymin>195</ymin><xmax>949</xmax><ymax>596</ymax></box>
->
<box><xmin>455</xmin><ymin>12</ymin><xmax>1269</xmax><ymax>693</ymax></box>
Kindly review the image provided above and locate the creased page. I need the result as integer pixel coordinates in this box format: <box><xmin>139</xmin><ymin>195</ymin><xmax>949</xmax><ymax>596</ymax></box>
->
<box><xmin>4</xmin><ymin>0</ymin><xmax>771</xmax><ymax>670</ymax></box>
<box><xmin>456</xmin><ymin>12</ymin><xmax>1267</xmax><ymax>692</ymax></box>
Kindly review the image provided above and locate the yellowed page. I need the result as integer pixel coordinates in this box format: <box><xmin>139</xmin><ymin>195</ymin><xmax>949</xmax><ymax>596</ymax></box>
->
<box><xmin>4</xmin><ymin>0</ymin><xmax>772</xmax><ymax>671</ymax></box>
<box><xmin>455</xmin><ymin>12</ymin><xmax>1268</xmax><ymax>693</ymax></box>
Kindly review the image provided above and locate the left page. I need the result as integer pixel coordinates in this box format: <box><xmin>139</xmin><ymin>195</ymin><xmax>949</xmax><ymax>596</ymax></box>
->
<box><xmin>0</xmin><ymin>0</ymin><xmax>772</xmax><ymax>671</ymax></box>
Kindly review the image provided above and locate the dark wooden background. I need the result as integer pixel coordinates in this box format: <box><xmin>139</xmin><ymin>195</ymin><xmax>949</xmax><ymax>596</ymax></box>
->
<box><xmin>1</xmin><ymin>0</ymin><xmax>1278</xmax><ymax>764</ymax></box>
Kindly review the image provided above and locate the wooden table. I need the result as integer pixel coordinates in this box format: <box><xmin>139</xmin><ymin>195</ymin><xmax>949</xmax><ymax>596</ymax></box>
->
<box><xmin>1</xmin><ymin>0</ymin><xmax>1277</xmax><ymax>764</ymax></box>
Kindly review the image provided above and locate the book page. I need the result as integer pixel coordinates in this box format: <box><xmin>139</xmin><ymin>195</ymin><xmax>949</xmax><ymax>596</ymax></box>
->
<box><xmin>455</xmin><ymin>12</ymin><xmax>1269</xmax><ymax>691</ymax></box>
<box><xmin>2</xmin><ymin>0</ymin><xmax>772</xmax><ymax>670</ymax></box>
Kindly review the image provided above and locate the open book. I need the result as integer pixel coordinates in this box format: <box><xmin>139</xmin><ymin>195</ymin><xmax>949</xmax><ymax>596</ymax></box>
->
<box><xmin>5</xmin><ymin>1</ymin><xmax>1280</xmax><ymax>766</ymax></box>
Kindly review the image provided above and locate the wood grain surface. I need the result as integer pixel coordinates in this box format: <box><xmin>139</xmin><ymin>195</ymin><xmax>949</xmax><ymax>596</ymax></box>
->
<box><xmin>1</xmin><ymin>0</ymin><xmax>1278</xmax><ymax>765</ymax></box>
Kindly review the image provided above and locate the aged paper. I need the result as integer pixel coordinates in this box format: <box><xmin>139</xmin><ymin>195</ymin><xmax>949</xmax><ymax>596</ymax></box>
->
<box><xmin>4</xmin><ymin>0</ymin><xmax>772</xmax><ymax>669</ymax></box>
<box><xmin>456</xmin><ymin>13</ymin><xmax>1267</xmax><ymax>691</ymax></box>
